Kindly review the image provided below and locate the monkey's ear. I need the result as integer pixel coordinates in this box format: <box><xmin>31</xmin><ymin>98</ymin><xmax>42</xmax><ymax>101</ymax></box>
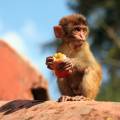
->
<box><xmin>54</xmin><ymin>25</ymin><xmax>64</xmax><ymax>39</ymax></box>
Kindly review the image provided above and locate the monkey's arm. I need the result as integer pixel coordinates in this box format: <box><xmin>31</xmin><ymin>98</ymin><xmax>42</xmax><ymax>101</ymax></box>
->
<box><xmin>70</xmin><ymin>58</ymin><xmax>87</xmax><ymax>73</ymax></box>
<box><xmin>81</xmin><ymin>65</ymin><xmax>102</xmax><ymax>99</ymax></box>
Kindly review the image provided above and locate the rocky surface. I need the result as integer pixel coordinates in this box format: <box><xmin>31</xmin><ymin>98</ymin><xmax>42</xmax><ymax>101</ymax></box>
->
<box><xmin>0</xmin><ymin>100</ymin><xmax>120</xmax><ymax>120</ymax></box>
<box><xmin>0</xmin><ymin>40</ymin><xmax>49</xmax><ymax>101</ymax></box>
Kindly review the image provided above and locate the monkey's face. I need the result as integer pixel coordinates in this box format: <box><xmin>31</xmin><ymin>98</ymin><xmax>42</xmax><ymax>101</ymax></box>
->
<box><xmin>54</xmin><ymin>25</ymin><xmax>88</xmax><ymax>44</ymax></box>
<box><xmin>69</xmin><ymin>25</ymin><xmax>88</xmax><ymax>41</ymax></box>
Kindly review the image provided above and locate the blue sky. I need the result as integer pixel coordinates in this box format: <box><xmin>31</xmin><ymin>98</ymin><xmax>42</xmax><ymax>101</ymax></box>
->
<box><xmin>0</xmin><ymin>0</ymin><xmax>72</xmax><ymax>100</ymax></box>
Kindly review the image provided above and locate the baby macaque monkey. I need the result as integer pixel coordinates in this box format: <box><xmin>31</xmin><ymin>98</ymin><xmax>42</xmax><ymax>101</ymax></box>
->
<box><xmin>46</xmin><ymin>14</ymin><xmax>102</xmax><ymax>102</ymax></box>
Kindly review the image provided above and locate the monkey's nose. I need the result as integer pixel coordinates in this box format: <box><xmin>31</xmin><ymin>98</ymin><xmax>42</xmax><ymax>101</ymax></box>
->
<box><xmin>74</xmin><ymin>34</ymin><xmax>82</xmax><ymax>40</ymax></box>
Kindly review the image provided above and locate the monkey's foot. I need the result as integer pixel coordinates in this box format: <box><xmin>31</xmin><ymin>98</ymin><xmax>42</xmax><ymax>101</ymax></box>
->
<box><xmin>58</xmin><ymin>96</ymin><xmax>72</xmax><ymax>102</ymax></box>
<box><xmin>58</xmin><ymin>95</ymin><xmax>91</xmax><ymax>102</ymax></box>
<box><xmin>72</xmin><ymin>96</ymin><xmax>91</xmax><ymax>101</ymax></box>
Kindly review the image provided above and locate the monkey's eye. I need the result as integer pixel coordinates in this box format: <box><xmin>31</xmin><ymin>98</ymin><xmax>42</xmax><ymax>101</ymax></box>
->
<box><xmin>73</xmin><ymin>27</ymin><xmax>81</xmax><ymax>31</ymax></box>
<box><xmin>83</xmin><ymin>28</ymin><xmax>87</xmax><ymax>33</ymax></box>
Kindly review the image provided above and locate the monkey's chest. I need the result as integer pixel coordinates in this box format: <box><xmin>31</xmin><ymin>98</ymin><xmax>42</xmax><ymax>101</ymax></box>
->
<box><xmin>67</xmin><ymin>72</ymin><xmax>84</xmax><ymax>95</ymax></box>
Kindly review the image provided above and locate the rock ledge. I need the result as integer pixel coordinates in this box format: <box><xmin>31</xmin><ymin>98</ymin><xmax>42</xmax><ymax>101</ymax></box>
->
<box><xmin>0</xmin><ymin>100</ymin><xmax>120</xmax><ymax>120</ymax></box>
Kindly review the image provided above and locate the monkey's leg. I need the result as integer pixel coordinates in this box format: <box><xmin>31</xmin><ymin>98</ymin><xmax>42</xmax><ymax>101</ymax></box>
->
<box><xmin>81</xmin><ymin>67</ymin><xmax>101</xmax><ymax>99</ymax></box>
<box><xmin>57</xmin><ymin>78</ymin><xmax>73</xmax><ymax>95</ymax></box>
<box><xmin>57</xmin><ymin>78</ymin><xmax>75</xmax><ymax>102</ymax></box>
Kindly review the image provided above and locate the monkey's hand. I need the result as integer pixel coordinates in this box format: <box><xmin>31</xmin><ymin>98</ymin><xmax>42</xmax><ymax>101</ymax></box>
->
<box><xmin>54</xmin><ymin>59</ymin><xmax>73</xmax><ymax>78</ymax></box>
<box><xmin>56</xmin><ymin>59</ymin><xmax>73</xmax><ymax>74</ymax></box>
<box><xmin>46</xmin><ymin>56</ymin><xmax>55</xmax><ymax>70</ymax></box>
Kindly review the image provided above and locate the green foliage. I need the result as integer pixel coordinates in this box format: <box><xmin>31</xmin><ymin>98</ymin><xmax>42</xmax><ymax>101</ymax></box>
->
<box><xmin>67</xmin><ymin>0</ymin><xmax>120</xmax><ymax>101</ymax></box>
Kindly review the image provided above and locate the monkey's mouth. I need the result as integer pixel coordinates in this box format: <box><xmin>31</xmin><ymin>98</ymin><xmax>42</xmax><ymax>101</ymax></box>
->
<box><xmin>73</xmin><ymin>34</ymin><xmax>85</xmax><ymax>41</ymax></box>
<box><xmin>73</xmin><ymin>40</ymin><xmax>84</xmax><ymax>48</ymax></box>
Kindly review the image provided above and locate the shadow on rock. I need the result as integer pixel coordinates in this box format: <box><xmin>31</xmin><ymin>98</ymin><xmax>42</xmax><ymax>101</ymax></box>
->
<box><xmin>0</xmin><ymin>100</ymin><xmax>42</xmax><ymax>115</ymax></box>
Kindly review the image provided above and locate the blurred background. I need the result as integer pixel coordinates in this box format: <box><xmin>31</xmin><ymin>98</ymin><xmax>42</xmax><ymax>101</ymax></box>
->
<box><xmin>0</xmin><ymin>0</ymin><xmax>120</xmax><ymax>101</ymax></box>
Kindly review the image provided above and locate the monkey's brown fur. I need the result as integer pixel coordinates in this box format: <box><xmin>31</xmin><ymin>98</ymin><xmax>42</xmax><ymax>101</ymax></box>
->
<box><xmin>46</xmin><ymin>14</ymin><xmax>102</xmax><ymax>100</ymax></box>
<box><xmin>57</xmin><ymin>41</ymin><xmax>102</xmax><ymax>99</ymax></box>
